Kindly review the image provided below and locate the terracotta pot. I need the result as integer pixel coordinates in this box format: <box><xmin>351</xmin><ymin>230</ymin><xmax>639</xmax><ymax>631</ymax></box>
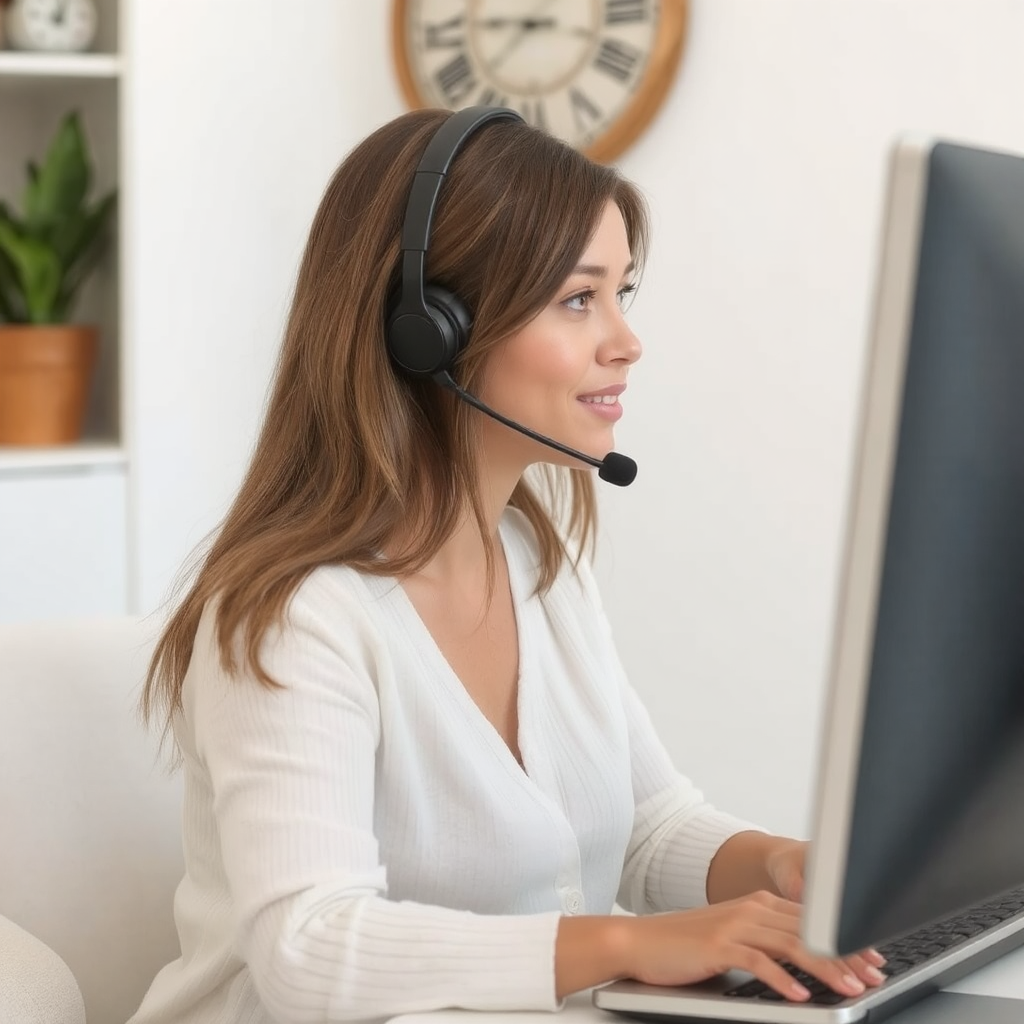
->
<box><xmin>0</xmin><ymin>325</ymin><xmax>99</xmax><ymax>445</ymax></box>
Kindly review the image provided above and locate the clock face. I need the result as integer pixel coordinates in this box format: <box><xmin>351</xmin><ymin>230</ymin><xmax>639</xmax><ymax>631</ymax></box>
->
<box><xmin>394</xmin><ymin>0</ymin><xmax>686</xmax><ymax>162</ymax></box>
<box><xmin>6</xmin><ymin>0</ymin><xmax>98</xmax><ymax>52</ymax></box>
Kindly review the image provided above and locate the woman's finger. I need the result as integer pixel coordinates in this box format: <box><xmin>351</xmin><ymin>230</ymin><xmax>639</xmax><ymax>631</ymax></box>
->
<box><xmin>729</xmin><ymin>946</ymin><xmax>814</xmax><ymax>1001</ymax></box>
<box><xmin>790</xmin><ymin>950</ymin><xmax>868</xmax><ymax>998</ymax></box>
<box><xmin>737</xmin><ymin>897</ymin><xmax>886</xmax><ymax>994</ymax></box>
<box><xmin>738</xmin><ymin>928</ymin><xmax>864</xmax><ymax>999</ymax></box>
<box><xmin>843</xmin><ymin>952</ymin><xmax>887</xmax><ymax>987</ymax></box>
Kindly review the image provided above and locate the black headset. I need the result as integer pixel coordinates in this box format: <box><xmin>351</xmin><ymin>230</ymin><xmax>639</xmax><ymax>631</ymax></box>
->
<box><xmin>386</xmin><ymin>105</ymin><xmax>525</xmax><ymax>379</ymax></box>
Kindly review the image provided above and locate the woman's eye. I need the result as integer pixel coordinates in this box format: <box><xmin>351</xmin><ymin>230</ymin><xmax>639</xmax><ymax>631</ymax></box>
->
<box><xmin>564</xmin><ymin>289</ymin><xmax>595</xmax><ymax>312</ymax></box>
<box><xmin>562</xmin><ymin>283</ymin><xmax>636</xmax><ymax>313</ymax></box>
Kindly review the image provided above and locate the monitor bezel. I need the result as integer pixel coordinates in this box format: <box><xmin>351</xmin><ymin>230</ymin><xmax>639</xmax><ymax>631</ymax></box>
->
<box><xmin>802</xmin><ymin>135</ymin><xmax>934</xmax><ymax>956</ymax></box>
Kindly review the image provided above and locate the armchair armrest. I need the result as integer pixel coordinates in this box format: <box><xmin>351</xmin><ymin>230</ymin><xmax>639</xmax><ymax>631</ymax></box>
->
<box><xmin>0</xmin><ymin>915</ymin><xmax>86</xmax><ymax>1024</ymax></box>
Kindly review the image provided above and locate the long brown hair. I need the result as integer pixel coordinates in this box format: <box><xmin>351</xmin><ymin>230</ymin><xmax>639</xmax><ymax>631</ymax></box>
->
<box><xmin>141</xmin><ymin>108</ymin><xmax>650</xmax><ymax>736</ymax></box>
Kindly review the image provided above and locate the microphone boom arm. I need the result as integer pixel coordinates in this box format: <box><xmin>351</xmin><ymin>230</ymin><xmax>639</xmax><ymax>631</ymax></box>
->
<box><xmin>433</xmin><ymin>371</ymin><xmax>637</xmax><ymax>486</ymax></box>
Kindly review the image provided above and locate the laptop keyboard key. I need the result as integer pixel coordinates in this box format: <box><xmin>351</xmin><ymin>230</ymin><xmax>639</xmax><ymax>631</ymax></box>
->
<box><xmin>811</xmin><ymin>991</ymin><xmax>847</xmax><ymax>1005</ymax></box>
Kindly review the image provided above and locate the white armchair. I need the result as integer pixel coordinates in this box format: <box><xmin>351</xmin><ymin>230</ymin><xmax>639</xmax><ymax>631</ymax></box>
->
<box><xmin>0</xmin><ymin>617</ymin><xmax>184</xmax><ymax>1024</ymax></box>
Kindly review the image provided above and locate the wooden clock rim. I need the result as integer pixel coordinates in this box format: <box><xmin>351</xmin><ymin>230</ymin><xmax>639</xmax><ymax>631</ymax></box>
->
<box><xmin>390</xmin><ymin>0</ymin><xmax>689</xmax><ymax>164</ymax></box>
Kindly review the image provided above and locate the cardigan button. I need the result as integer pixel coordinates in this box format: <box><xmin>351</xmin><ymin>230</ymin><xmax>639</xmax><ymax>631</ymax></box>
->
<box><xmin>564</xmin><ymin>890</ymin><xmax>583</xmax><ymax>915</ymax></box>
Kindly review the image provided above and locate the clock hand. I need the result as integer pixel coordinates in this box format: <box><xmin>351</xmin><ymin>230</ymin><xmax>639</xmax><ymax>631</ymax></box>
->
<box><xmin>476</xmin><ymin>17</ymin><xmax>557</xmax><ymax>31</ymax></box>
<box><xmin>52</xmin><ymin>0</ymin><xmax>72</xmax><ymax>24</ymax></box>
<box><xmin>488</xmin><ymin>0</ymin><xmax>559</xmax><ymax>71</ymax></box>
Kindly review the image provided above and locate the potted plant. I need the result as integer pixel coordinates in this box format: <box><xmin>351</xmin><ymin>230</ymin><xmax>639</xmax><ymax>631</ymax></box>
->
<box><xmin>0</xmin><ymin>110</ymin><xmax>116</xmax><ymax>444</ymax></box>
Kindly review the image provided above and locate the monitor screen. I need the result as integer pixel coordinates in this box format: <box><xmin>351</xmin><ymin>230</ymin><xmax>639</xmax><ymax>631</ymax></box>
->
<box><xmin>803</xmin><ymin>137</ymin><xmax>1024</xmax><ymax>957</ymax></box>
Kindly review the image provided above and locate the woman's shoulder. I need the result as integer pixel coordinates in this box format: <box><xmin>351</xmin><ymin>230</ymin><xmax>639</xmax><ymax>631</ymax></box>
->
<box><xmin>285</xmin><ymin>561</ymin><xmax>401</xmax><ymax>647</ymax></box>
<box><xmin>292</xmin><ymin>560</ymin><xmax>378</xmax><ymax>611</ymax></box>
<box><xmin>191</xmin><ymin>562</ymin><xmax>387</xmax><ymax>673</ymax></box>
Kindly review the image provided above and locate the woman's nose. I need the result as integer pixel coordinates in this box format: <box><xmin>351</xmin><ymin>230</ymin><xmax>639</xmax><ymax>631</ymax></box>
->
<box><xmin>602</xmin><ymin>316</ymin><xmax>642</xmax><ymax>365</ymax></box>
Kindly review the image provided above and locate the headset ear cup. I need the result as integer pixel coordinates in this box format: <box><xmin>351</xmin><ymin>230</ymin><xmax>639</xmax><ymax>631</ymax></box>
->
<box><xmin>386</xmin><ymin>285</ymin><xmax>473</xmax><ymax>378</ymax></box>
<box><xmin>423</xmin><ymin>285</ymin><xmax>473</xmax><ymax>372</ymax></box>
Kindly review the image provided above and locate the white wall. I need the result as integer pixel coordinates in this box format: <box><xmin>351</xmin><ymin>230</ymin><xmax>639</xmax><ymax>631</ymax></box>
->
<box><xmin>597</xmin><ymin>0</ymin><xmax>1024</xmax><ymax>837</ymax></box>
<box><xmin>127</xmin><ymin>0</ymin><xmax>1024</xmax><ymax>837</ymax></box>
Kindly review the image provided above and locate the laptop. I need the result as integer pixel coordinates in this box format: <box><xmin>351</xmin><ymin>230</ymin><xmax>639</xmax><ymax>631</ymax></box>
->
<box><xmin>596</xmin><ymin>135</ymin><xmax>1024</xmax><ymax>1022</ymax></box>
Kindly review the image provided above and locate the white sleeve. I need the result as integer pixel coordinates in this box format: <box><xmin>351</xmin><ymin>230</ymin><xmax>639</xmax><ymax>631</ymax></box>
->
<box><xmin>186</xmin><ymin>581</ymin><xmax>561</xmax><ymax>1024</ymax></box>
<box><xmin>616</xmin><ymin>678</ymin><xmax>766</xmax><ymax>914</ymax></box>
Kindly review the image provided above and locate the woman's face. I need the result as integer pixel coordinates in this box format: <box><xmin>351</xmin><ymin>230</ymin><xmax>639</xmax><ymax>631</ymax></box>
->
<box><xmin>477</xmin><ymin>200</ymin><xmax>642</xmax><ymax>475</ymax></box>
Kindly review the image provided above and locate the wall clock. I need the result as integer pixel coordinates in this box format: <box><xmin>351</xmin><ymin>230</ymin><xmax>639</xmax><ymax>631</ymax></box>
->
<box><xmin>392</xmin><ymin>0</ymin><xmax>688</xmax><ymax>163</ymax></box>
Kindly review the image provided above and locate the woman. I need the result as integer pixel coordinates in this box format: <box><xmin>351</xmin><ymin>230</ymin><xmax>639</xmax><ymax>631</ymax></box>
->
<box><xmin>130</xmin><ymin>107</ymin><xmax>884</xmax><ymax>1024</ymax></box>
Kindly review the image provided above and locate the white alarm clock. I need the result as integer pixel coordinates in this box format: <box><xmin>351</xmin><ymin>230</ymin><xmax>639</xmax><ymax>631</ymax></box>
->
<box><xmin>5</xmin><ymin>0</ymin><xmax>98</xmax><ymax>53</ymax></box>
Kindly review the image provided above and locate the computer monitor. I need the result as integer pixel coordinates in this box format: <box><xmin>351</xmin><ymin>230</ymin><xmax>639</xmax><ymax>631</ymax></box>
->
<box><xmin>803</xmin><ymin>135</ymin><xmax>1024</xmax><ymax>958</ymax></box>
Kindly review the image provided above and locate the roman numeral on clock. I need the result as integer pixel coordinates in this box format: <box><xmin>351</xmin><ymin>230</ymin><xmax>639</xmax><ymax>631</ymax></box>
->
<box><xmin>520</xmin><ymin>100</ymin><xmax>548</xmax><ymax>131</ymax></box>
<box><xmin>594</xmin><ymin>39</ymin><xmax>641</xmax><ymax>82</ymax></box>
<box><xmin>424</xmin><ymin>15</ymin><xmax>464</xmax><ymax>48</ymax></box>
<box><xmin>477</xmin><ymin>87</ymin><xmax>508</xmax><ymax>107</ymax></box>
<box><xmin>569</xmin><ymin>88</ymin><xmax>603</xmax><ymax>135</ymax></box>
<box><xmin>605</xmin><ymin>0</ymin><xmax>649</xmax><ymax>23</ymax></box>
<box><xmin>435</xmin><ymin>53</ymin><xmax>476</xmax><ymax>104</ymax></box>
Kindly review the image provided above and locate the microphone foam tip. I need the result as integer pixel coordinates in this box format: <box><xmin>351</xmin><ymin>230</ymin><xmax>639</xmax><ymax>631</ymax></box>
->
<box><xmin>599</xmin><ymin>452</ymin><xmax>638</xmax><ymax>487</ymax></box>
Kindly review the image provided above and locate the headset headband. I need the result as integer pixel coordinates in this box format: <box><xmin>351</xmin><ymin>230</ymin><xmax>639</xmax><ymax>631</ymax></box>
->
<box><xmin>387</xmin><ymin>106</ymin><xmax>525</xmax><ymax>377</ymax></box>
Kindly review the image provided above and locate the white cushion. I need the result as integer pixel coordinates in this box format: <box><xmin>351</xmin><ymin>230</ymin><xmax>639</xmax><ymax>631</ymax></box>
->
<box><xmin>0</xmin><ymin>617</ymin><xmax>184</xmax><ymax>1024</ymax></box>
<box><xmin>0</xmin><ymin>914</ymin><xmax>86</xmax><ymax>1024</ymax></box>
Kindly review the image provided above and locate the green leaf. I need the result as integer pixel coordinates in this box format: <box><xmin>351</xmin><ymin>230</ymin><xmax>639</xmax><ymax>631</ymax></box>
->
<box><xmin>0</xmin><ymin>202</ymin><xmax>23</xmax><ymax>320</ymax></box>
<box><xmin>0</xmin><ymin>248</ymin><xmax>26</xmax><ymax>322</ymax></box>
<box><xmin>22</xmin><ymin>112</ymin><xmax>91</xmax><ymax>235</ymax></box>
<box><xmin>51</xmin><ymin>188</ymin><xmax>116</xmax><ymax>269</ymax></box>
<box><xmin>0</xmin><ymin>222</ymin><xmax>62</xmax><ymax>323</ymax></box>
<box><xmin>0</xmin><ymin>198</ymin><xmax>24</xmax><ymax>233</ymax></box>
<box><xmin>56</xmin><ymin>191</ymin><xmax>116</xmax><ymax>319</ymax></box>
<box><xmin>0</xmin><ymin>201</ymin><xmax>29</xmax><ymax>321</ymax></box>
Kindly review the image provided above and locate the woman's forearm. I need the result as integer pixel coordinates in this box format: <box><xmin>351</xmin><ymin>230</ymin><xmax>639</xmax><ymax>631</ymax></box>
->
<box><xmin>555</xmin><ymin>915</ymin><xmax>633</xmax><ymax>999</ymax></box>
<box><xmin>705</xmin><ymin>830</ymin><xmax>793</xmax><ymax>903</ymax></box>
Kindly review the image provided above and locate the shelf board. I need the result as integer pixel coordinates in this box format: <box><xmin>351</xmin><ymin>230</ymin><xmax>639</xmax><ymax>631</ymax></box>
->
<box><xmin>0</xmin><ymin>52</ymin><xmax>121</xmax><ymax>78</ymax></box>
<box><xmin>0</xmin><ymin>441</ymin><xmax>127</xmax><ymax>473</ymax></box>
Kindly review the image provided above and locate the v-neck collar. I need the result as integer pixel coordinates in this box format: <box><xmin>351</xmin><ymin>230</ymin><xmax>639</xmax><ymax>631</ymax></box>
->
<box><xmin>378</xmin><ymin>514</ymin><xmax>538</xmax><ymax>780</ymax></box>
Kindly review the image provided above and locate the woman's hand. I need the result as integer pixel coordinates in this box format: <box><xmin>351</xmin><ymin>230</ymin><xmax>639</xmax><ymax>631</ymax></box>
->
<box><xmin>556</xmin><ymin>891</ymin><xmax>888</xmax><ymax>1001</ymax></box>
<box><xmin>762</xmin><ymin>838</ymin><xmax>886</xmax><ymax>988</ymax></box>
<box><xmin>619</xmin><ymin>892</ymin><xmax>885</xmax><ymax>998</ymax></box>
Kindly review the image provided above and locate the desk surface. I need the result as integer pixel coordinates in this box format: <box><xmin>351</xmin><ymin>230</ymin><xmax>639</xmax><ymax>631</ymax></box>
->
<box><xmin>943</xmin><ymin>941</ymin><xmax>1024</xmax><ymax>998</ymax></box>
<box><xmin>390</xmin><ymin>943</ymin><xmax>1024</xmax><ymax>1024</ymax></box>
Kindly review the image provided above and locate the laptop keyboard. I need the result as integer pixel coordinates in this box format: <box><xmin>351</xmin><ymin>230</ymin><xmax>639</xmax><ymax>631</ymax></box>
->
<box><xmin>723</xmin><ymin>887</ymin><xmax>1024</xmax><ymax>1006</ymax></box>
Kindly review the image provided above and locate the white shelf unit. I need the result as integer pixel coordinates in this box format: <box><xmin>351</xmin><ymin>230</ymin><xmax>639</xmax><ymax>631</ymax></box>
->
<box><xmin>0</xmin><ymin>51</ymin><xmax>121</xmax><ymax>77</ymax></box>
<box><xmin>0</xmin><ymin>441</ymin><xmax>127</xmax><ymax>472</ymax></box>
<box><xmin>1</xmin><ymin>0</ymin><xmax>365</xmax><ymax>623</ymax></box>
<box><xmin>0</xmin><ymin>0</ymin><xmax>129</xmax><ymax>620</ymax></box>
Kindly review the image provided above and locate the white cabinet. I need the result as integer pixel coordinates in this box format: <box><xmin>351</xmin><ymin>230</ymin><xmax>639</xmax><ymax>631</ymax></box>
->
<box><xmin>0</xmin><ymin>463</ymin><xmax>127</xmax><ymax>621</ymax></box>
